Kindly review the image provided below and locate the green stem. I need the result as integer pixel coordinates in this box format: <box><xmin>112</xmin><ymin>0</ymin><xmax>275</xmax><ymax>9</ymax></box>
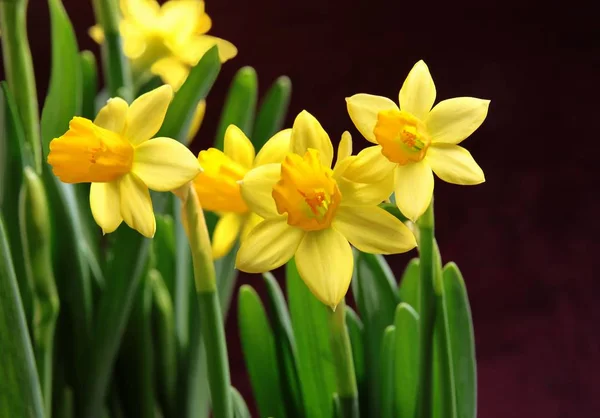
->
<box><xmin>182</xmin><ymin>186</ymin><xmax>232</xmax><ymax>418</ymax></box>
<box><xmin>417</xmin><ymin>201</ymin><xmax>436</xmax><ymax>418</ymax></box>
<box><xmin>0</xmin><ymin>0</ymin><xmax>41</xmax><ymax>172</ymax></box>
<box><xmin>328</xmin><ymin>300</ymin><xmax>359</xmax><ymax>418</ymax></box>
<box><xmin>91</xmin><ymin>0</ymin><xmax>132</xmax><ymax>101</ymax></box>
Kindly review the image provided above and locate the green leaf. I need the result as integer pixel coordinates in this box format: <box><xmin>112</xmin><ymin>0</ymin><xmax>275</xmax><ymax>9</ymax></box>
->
<box><xmin>159</xmin><ymin>46</ymin><xmax>221</xmax><ymax>142</ymax></box>
<box><xmin>173</xmin><ymin>196</ymin><xmax>192</xmax><ymax>357</ymax></box>
<box><xmin>394</xmin><ymin>302</ymin><xmax>420</xmax><ymax>418</ymax></box>
<box><xmin>238</xmin><ymin>285</ymin><xmax>287</xmax><ymax>418</ymax></box>
<box><xmin>441</xmin><ymin>263</ymin><xmax>477</xmax><ymax>418</ymax></box>
<box><xmin>231</xmin><ymin>387</ymin><xmax>251</xmax><ymax>418</ymax></box>
<box><xmin>251</xmin><ymin>75</ymin><xmax>292</xmax><ymax>149</ymax></box>
<box><xmin>379</xmin><ymin>202</ymin><xmax>409</xmax><ymax>223</ymax></box>
<box><xmin>345</xmin><ymin>305</ymin><xmax>367</xmax><ymax>417</ymax></box>
<box><xmin>398</xmin><ymin>258</ymin><xmax>420</xmax><ymax>315</ymax></box>
<box><xmin>263</xmin><ymin>272</ymin><xmax>304</xmax><ymax>417</ymax></box>
<box><xmin>214</xmin><ymin>66</ymin><xmax>258</xmax><ymax>150</ymax></box>
<box><xmin>0</xmin><ymin>215</ymin><xmax>45</xmax><ymax>418</ymax></box>
<box><xmin>353</xmin><ymin>252</ymin><xmax>399</xmax><ymax>416</ymax></box>
<box><xmin>380</xmin><ymin>325</ymin><xmax>396</xmax><ymax>418</ymax></box>
<box><xmin>152</xmin><ymin>214</ymin><xmax>176</xmax><ymax>296</ymax></box>
<box><xmin>79</xmin><ymin>50</ymin><xmax>98</xmax><ymax>119</ymax></box>
<box><xmin>286</xmin><ymin>258</ymin><xmax>336</xmax><ymax>418</ymax></box>
<box><xmin>215</xmin><ymin>242</ymin><xmax>240</xmax><ymax>317</ymax></box>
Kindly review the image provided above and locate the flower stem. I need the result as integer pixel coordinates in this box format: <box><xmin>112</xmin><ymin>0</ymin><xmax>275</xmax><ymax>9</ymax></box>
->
<box><xmin>328</xmin><ymin>299</ymin><xmax>359</xmax><ymax>418</ymax></box>
<box><xmin>0</xmin><ymin>0</ymin><xmax>42</xmax><ymax>172</ymax></box>
<box><xmin>181</xmin><ymin>185</ymin><xmax>232</xmax><ymax>418</ymax></box>
<box><xmin>417</xmin><ymin>200</ymin><xmax>436</xmax><ymax>418</ymax></box>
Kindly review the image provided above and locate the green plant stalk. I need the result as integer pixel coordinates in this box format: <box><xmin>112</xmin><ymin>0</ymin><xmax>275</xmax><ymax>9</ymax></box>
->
<box><xmin>91</xmin><ymin>0</ymin><xmax>132</xmax><ymax>100</ymax></box>
<box><xmin>19</xmin><ymin>167</ymin><xmax>59</xmax><ymax>417</ymax></box>
<box><xmin>328</xmin><ymin>299</ymin><xmax>359</xmax><ymax>418</ymax></box>
<box><xmin>182</xmin><ymin>186</ymin><xmax>232</xmax><ymax>418</ymax></box>
<box><xmin>0</xmin><ymin>0</ymin><xmax>41</xmax><ymax>172</ymax></box>
<box><xmin>417</xmin><ymin>201</ymin><xmax>436</xmax><ymax>418</ymax></box>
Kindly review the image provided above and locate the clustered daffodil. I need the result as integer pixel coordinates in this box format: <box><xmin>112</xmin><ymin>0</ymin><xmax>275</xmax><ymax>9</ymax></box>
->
<box><xmin>346</xmin><ymin>60</ymin><xmax>490</xmax><ymax>221</ymax></box>
<box><xmin>47</xmin><ymin>85</ymin><xmax>201</xmax><ymax>238</ymax></box>
<box><xmin>193</xmin><ymin>124</ymin><xmax>292</xmax><ymax>259</ymax></box>
<box><xmin>90</xmin><ymin>0</ymin><xmax>237</xmax><ymax>90</ymax></box>
<box><xmin>235</xmin><ymin>111</ymin><xmax>417</xmax><ymax>308</ymax></box>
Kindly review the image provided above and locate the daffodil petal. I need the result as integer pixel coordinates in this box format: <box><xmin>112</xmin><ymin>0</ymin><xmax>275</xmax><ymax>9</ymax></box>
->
<box><xmin>399</xmin><ymin>60</ymin><xmax>436</xmax><ymax>120</ymax></box>
<box><xmin>212</xmin><ymin>212</ymin><xmax>242</xmax><ymax>259</ymax></box>
<box><xmin>119</xmin><ymin>173</ymin><xmax>156</xmax><ymax>238</ymax></box>
<box><xmin>335</xmin><ymin>131</ymin><xmax>353</xmax><ymax>167</ymax></box>
<box><xmin>131</xmin><ymin>137</ymin><xmax>201</xmax><ymax>191</ymax></box>
<box><xmin>426</xmin><ymin>98</ymin><xmax>490</xmax><ymax>145</ymax></box>
<box><xmin>90</xmin><ymin>181</ymin><xmax>122</xmax><ymax>234</ymax></box>
<box><xmin>346</xmin><ymin>94</ymin><xmax>399</xmax><ymax>143</ymax></box>
<box><xmin>224</xmin><ymin>125</ymin><xmax>255</xmax><ymax>169</ymax></box>
<box><xmin>426</xmin><ymin>144</ymin><xmax>485</xmax><ymax>185</ymax></box>
<box><xmin>394</xmin><ymin>161</ymin><xmax>434</xmax><ymax>222</ymax></box>
<box><xmin>94</xmin><ymin>98</ymin><xmax>128</xmax><ymax>134</ymax></box>
<box><xmin>186</xmin><ymin>100</ymin><xmax>206</xmax><ymax>145</ymax></box>
<box><xmin>333</xmin><ymin>206</ymin><xmax>416</xmax><ymax>254</ymax></box>
<box><xmin>236</xmin><ymin>218</ymin><xmax>304</xmax><ymax>273</ymax></box>
<box><xmin>125</xmin><ymin>85</ymin><xmax>173</xmax><ymax>145</ymax></box>
<box><xmin>253</xmin><ymin>129</ymin><xmax>291</xmax><ymax>166</ymax></box>
<box><xmin>290</xmin><ymin>111</ymin><xmax>333</xmax><ymax>167</ymax></box>
<box><xmin>241</xmin><ymin>212</ymin><xmax>263</xmax><ymax>241</ymax></box>
<box><xmin>342</xmin><ymin>145</ymin><xmax>397</xmax><ymax>183</ymax></box>
<box><xmin>338</xmin><ymin>171</ymin><xmax>394</xmax><ymax>206</ymax></box>
<box><xmin>89</xmin><ymin>25</ymin><xmax>104</xmax><ymax>43</ymax></box>
<box><xmin>177</xmin><ymin>35</ymin><xmax>238</xmax><ymax>65</ymax></box>
<box><xmin>159</xmin><ymin>0</ymin><xmax>204</xmax><ymax>35</ymax></box>
<box><xmin>295</xmin><ymin>228</ymin><xmax>353</xmax><ymax>309</ymax></box>
<box><xmin>239</xmin><ymin>163</ymin><xmax>281</xmax><ymax>218</ymax></box>
<box><xmin>151</xmin><ymin>58</ymin><xmax>189</xmax><ymax>91</ymax></box>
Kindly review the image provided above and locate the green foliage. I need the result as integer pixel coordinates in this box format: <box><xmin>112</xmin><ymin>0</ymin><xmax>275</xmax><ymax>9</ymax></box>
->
<box><xmin>251</xmin><ymin>76</ymin><xmax>292</xmax><ymax>149</ymax></box>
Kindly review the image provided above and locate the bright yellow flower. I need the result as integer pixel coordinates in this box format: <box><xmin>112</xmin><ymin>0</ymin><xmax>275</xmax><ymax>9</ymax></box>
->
<box><xmin>47</xmin><ymin>85</ymin><xmax>201</xmax><ymax>238</ymax></box>
<box><xmin>346</xmin><ymin>60</ymin><xmax>490</xmax><ymax>221</ymax></box>
<box><xmin>193</xmin><ymin>125</ymin><xmax>292</xmax><ymax>259</ymax></box>
<box><xmin>235</xmin><ymin>111</ymin><xmax>417</xmax><ymax>309</ymax></box>
<box><xmin>90</xmin><ymin>0</ymin><xmax>237</xmax><ymax>90</ymax></box>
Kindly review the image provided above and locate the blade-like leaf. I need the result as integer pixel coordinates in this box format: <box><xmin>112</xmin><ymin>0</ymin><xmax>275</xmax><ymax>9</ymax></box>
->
<box><xmin>394</xmin><ymin>302</ymin><xmax>420</xmax><ymax>418</ymax></box>
<box><xmin>238</xmin><ymin>285</ymin><xmax>287</xmax><ymax>418</ymax></box>
<box><xmin>286</xmin><ymin>258</ymin><xmax>336</xmax><ymax>418</ymax></box>
<box><xmin>0</xmin><ymin>215</ymin><xmax>45</xmax><ymax>418</ymax></box>
<box><xmin>345</xmin><ymin>305</ymin><xmax>367</xmax><ymax>418</ymax></box>
<box><xmin>79</xmin><ymin>50</ymin><xmax>98</xmax><ymax>120</ymax></box>
<box><xmin>251</xmin><ymin>75</ymin><xmax>292</xmax><ymax>149</ymax></box>
<box><xmin>380</xmin><ymin>325</ymin><xmax>396</xmax><ymax>418</ymax></box>
<box><xmin>215</xmin><ymin>241</ymin><xmax>240</xmax><ymax>317</ymax></box>
<box><xmin>214</xmin><ymin>66</ymin><xmax>258</xmax><ymax>150</ymax></box>
<box><xmin>398</xmin><ymin>258</ymin><xmax>420</xmax><ymax>315</ymax></box>
<box><xmin>152</xmin><ymin>214</ymin><xmax>176</xmax><ymax>296</ymax></box>
<box><xmin>231</xmin><ymin>387</ymin><xmax>251</xmax><ymax>418</ymax></box>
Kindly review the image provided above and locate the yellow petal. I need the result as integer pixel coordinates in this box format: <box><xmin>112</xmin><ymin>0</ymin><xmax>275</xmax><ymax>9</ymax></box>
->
<box><xmin>176</xmin><ymin>35</ymin><xmax>238</xmax><ymax>66</ymax></box>
<box><xmin>337</xmin><ymin>171</ymin><xmax>394</xmax><ymax>207</ymax></box>
<box><xmin>253</xmin><ymin>129</ymin><xmax>291</xmax><ymax>167</ymax></box>
<box><xmin>150</xmin><ymin>58</ymin><xmax>189</xmax><ymax>91</ymax></box>
<box><xmin>333</xmin><ymin>206</ymin><xmax>416</xmax><ymax>254</ymax></box>
<box><xmin>89</xmin><ymin>181</ymin><xmax>122</xmax><ymax>234</ymax></box>
<box><xmin>119</xmin><ymin>173</ymin><xmax>156</xmax><ymax>238</ymax></box>
<box><xmin>224</xmin><ymin>125</ymin><xmax>255</xmax><ymax>169</ymax></box>
<box><xmin>159</xmin><ymin>0</ymin><xmax>204</xmax><ymax>35</ymax></box>
<box><xmin>394</xmin><ymin>161</ymin><xmax>434</xmax><ymax>222</ymax></box>
<box><xmin>236</xmin><ymin>218</ymin><xmax>304</xmax><ymax>273</ymax></box>
<box><xmin>212</xmin><ymin>212</ymin><xmax>242</xmax><ymax>259</ymax></box>
<box><xmin>295</xmin><ymin>228</ymin><xmax>353</xmax><ymax>309</ymax></box>
<box><xmin>239</xmin><ymin>163</ymin><xmax>281</xmax><ymax>218</ymax></box>
<box><xmin>120</xmin><ymin>0</ymin><xmax>160</xmax><ymax>24</ymax></box>
<box><xmin>94</xmin><ymin>98</ymin><xmax>129</xmax><ymax>134</ymax></box>
<box><xmin>426</xmin><ymin>98</ymin><xmax>490</xmax><ymax>145</ymax></box>
<box><xmin>131</xmin><ymin>137</ymin><xmax>201</xmax><ymax>191</ymax></box>
<box><xmin>186</xmin><ymin>100</ymin><xmax>206</xmax><ymax>145</ymax></box>
<box><xmin>342</xmin><ymin>145</ymin><xmax>397</xmax><ymax>183</ymax></box>
<box><xmin>241</xmin><ymin>212</ymin><xmax>263</xmax><ymax>241</ymax></box>
<box><xmin>120</xmin><ymin>20</ymin><xmax>146</xmax><ymax>59</ymax></box>
<box><xmin>125</xmin><ymin>85</ymin><xmax>174</xmax><ymax>145</ymax></box>
<box><xmin>89</xmin><ymin>25</ymin><xmax>104</xmax><ymax>44</ymax></box>
<box><xmin>290</xmin><ymin>110</ymin><xmax>333</xmax><ymax>167</ymax></box>
<box><xmin>335</xmin><ymin>131</ymin><xmax>353</xmax><ymax>167</ymax></box>
<box><xmin>399</xmin><ymin>60</ymin><xmax>436</xmax><ymax>120</ymax></box>
<box><xmin>426</xmin><ymin>144</ymin><xmax>485</xmax><ymax>185</ymax></box>
<box><xmin>346</xmin><ymin>94</ymin><xmax>399</xmax><ymax>143</ymax></box>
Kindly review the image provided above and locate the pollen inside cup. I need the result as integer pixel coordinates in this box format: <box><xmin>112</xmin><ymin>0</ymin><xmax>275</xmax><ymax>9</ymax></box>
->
<box><xmin>48</xmin><ymin>117</ymin><xmax>134</xmax><ymax>183</ymax></box>
<box><xmin>374</xmin><ymin>109</ymin><xmax>431</xmax><ymax>165</ymax></box>
<box><xmin>194</xmin><ymin>148</ymin><xmax>249</xmax><ymax>213</ymax></box>
<box><xmin>273</xmin><ymin>149</ymin><xmax>341</xmax><ymax>231</ymax></box>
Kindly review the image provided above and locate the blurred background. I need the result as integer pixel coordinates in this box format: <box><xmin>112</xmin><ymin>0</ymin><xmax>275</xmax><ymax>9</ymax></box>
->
<box><xmin>6</xmin><ymin>0</ymin><xmax>599</xmax><ymax>416</ymax></box>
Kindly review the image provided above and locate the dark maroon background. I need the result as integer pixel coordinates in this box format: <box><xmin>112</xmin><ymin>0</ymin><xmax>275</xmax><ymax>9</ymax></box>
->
<box><xmin>5</xmin><ymin>0</ymin><xmax>600</xmax><ymax>416</ymax></box>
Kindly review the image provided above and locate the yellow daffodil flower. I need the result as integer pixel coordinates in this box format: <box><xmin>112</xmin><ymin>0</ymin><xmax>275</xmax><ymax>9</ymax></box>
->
<box><xmin>47</xmin><ymin>85</ymin><xmax>201</xmax><ymax>238</ymax></box>
<box><xmin>346</xmin><ymin>60</ymin><xmax>490</xmax><ymax>221</ymax></box>
<box><xmin>235</xmin><ymin>111</ymin><xmax>417</xmax><ymax>309</ymax></box>
<box><xmin>193</xmin><ymin>125</ymin><xmax>292</xmax><ymax>259</ymax></box>
<box><xmin>90</xmin><ymin>0</ymin><xmax>237</xmax><ymax>90</ymax></box>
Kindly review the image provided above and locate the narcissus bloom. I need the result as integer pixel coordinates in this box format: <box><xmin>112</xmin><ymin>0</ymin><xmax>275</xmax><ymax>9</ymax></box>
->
<box><xmin>194</xmin><ymin>125</ymin><xmax>291</xmax><ymax>259</ymax></box>
<box><xmin>90</xmin><ymin>0</ymin><xmax>237</xmax><ymax>90</ymax></box>
<box><xmin>48</xmin><ymin>85</ymin><xmax>201</xmax><ymax>238</ymax></box>
<box><xmin>236</xmin><ymin>111</ymin><xmax>417</xmax><ymax>308</ymax></box>
<box><xmin>346</xmin><ymin>60</ymin><xmax>490</xmax><ymax>221</ymax></box>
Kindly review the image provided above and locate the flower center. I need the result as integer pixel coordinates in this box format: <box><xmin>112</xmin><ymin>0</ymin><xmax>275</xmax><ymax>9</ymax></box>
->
<box><xmin>194</xmin><ymin>148</ymin><xmax>249</xmax><ymax>213</ymax></box>
<box><xmin>374</xmin><ymin>109</ymin><xmax>431</xmax><ymax>165</ymax></box>
<box><xmin>48</xmin><ymin>117</ymin><xmax>134</xmax><ymax>183</ymax></box>
<box><xmin>272</xmin><ymin>149</ymin><xmax>341</xmax><ymax>231</ymax></box>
